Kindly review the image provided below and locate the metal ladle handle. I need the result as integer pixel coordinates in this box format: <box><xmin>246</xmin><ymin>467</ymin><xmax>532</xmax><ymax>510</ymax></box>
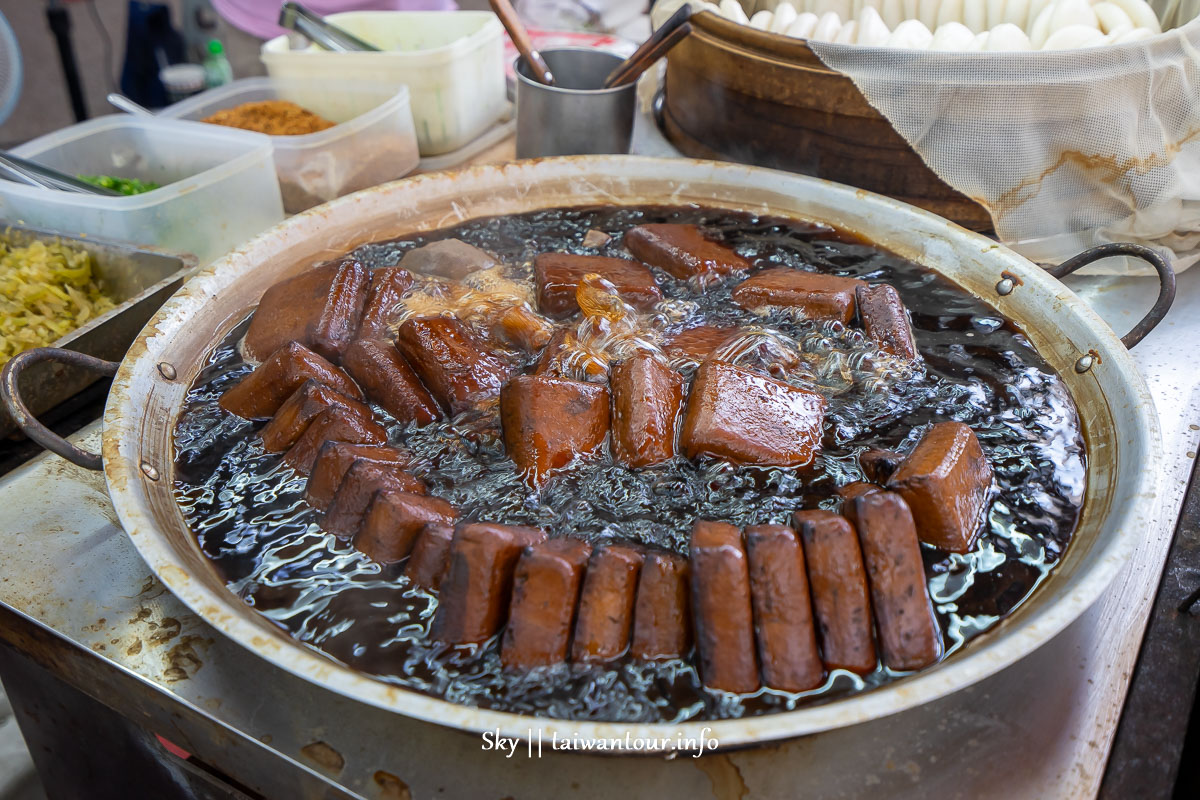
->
<box><xmin>0</xmin><ymin>348</ymin><xmax>118</xmax><ymax>471</ymax></box>
<box><xmin>1048</xmin><ymin>242</ymin><xmax>1176</xmax><ymax>350</ymax></box>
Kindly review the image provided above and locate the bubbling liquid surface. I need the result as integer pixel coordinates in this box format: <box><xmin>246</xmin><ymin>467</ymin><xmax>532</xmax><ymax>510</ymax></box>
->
<box><xmin>173</xmin><ymin>205</ymin><xmax>1085</xmax><ymax>722</ymax></box>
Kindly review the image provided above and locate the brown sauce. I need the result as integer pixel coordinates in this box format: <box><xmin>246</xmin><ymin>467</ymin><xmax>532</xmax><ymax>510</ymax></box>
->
<box><xmin>172</xmin><ymin>205</ymin><xmax>1086</xmax><ymax>722</ymax></box>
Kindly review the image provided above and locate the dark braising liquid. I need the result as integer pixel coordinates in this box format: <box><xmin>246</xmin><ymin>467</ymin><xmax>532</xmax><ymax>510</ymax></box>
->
<box><xmin>173</xmin><ymin>206</ymin><xmax>1085</xmax><ymax>722</ymax></box>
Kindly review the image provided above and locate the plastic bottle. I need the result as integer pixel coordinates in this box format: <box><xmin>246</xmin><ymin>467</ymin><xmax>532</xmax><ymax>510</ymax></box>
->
<box><xmin>203</xmin><ymin>39</ymin><xmax>233</xmax><ymax>88</ymax></box>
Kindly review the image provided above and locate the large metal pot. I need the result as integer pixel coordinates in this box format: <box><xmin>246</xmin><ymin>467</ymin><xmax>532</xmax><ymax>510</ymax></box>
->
<box><xmin>0</xmin><ymin>157</ymin><xmax>1175</xmax><ymax>751</ymax></box>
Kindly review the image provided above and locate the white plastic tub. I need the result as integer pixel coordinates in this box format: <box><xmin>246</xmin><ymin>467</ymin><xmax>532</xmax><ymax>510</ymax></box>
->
<box><xmin>261</xmin><ymin>11</ymin><xmax>507</xmax><ymax>156</ymax></box>
<box><xmin>0</xmin><ymin>116</ymin><xmax>283</xmax><ymax>265</ymax></box>
<box><xmin>159</xmin><ymin>77</ymin><xmax>419</xmax><ymax>213</ymax></box>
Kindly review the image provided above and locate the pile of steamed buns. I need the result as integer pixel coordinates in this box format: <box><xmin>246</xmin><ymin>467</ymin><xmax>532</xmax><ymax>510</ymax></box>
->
<box><xmin>697</xmin><ymin>0</ymin><xmax>1165</xmax><ymax>49</ymax></box>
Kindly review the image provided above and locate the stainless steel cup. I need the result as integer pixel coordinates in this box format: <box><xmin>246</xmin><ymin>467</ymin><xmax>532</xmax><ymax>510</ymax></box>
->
<box><xmin>515</xmin><ymin>48</ymin><xmax>637</xmax><ymax>159</ymax></box>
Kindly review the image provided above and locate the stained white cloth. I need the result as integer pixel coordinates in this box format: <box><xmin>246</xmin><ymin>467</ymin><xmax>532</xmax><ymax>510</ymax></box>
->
<box><xmin>809</xmin><ymin>18</ymin><xmax>1200</xmax><ymax>273</ymax></box>
<box><xmin>653</xmin><ymin>0</ymin><xmax>1200</xmax><ymax>275</ymax></box>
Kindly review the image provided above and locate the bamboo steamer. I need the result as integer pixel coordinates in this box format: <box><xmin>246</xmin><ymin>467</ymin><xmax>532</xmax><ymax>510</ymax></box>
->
<box><xmin>661</xmin><ymin>10</ymin><xmax>995</xmax><ymax>231</ymax></box>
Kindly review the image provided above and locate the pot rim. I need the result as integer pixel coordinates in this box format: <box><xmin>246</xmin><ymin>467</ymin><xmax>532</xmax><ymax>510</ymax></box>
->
<box><xmin>100</xmin><ymin>156</ymin><xmax>1161</xmax><ymax>752</ymax></box>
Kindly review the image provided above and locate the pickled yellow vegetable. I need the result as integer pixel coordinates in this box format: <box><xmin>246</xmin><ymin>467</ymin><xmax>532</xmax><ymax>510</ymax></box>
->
<box><xmin>0</xmin><ymin>236</ymin><xmax>115</xmax><ymax>362</ymax></box>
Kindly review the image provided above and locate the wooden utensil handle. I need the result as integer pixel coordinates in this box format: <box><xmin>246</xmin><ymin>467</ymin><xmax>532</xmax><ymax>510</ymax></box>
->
<box><xmin>490</xmin><ymin>0</ymin><xmax>555</xmax><ymax>85</ymax></box>
<box><xmin>603</xmin><ymin>21</ymin><xmax>694</xmax><ymax>89</ymax></box>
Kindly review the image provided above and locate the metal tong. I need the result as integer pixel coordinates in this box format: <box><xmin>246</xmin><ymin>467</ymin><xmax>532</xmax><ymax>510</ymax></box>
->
<box><xmin>0</xmin><ymin>151</ymin><xmax>121</xmax><ymax>196</ymax></box>
<box><xmin>278</xmin><ymin>2</ymin><xmax>381</xmax><ymax>52</ymax></box>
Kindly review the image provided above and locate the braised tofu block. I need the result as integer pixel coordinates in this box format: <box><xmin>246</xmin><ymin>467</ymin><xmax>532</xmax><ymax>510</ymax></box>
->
<box><xmin>432</xmin><ymin>523</ymin><xmax>548</xmax><ymax>644</ymax></box>
<box><xmin>321</xmin><ymin>459</ymin><xmax>427</xmax><ymax>538</ymax></box>
<box><xmin>305</xmin><ymin>442</ymin><xmax>409</xmax><ymax>511</ymax></box>
<box><xmin>745</xmin><ymin>524</ymin><xmax>824</xmax><ymax>693</ymax></box>
<box><xmin>219</xmin><ymin>342</ymin><xmax>362</xmax><ymax>419</ymax></box>
<box><xmin>852</xmin><ymin>492</ymin><xmax>942</xmax><ymax>671</ymax></box>
<box><xmin>491</xmin><ymin>305</ymin><xmax>555</xmax><ymax>353</ymax></box>
<box><xmin>534</xmin><ymin>253</ymin><xmax>662</xmax><ymax>318</ymax></box>
<box><xmin>689</xmin><ymin>521</ymin><xmax>759</xmax><ymax>693</ymax></box>
<box><xmin>624</xmin><ymin>224</ymin><xmax>750</xmax><ymax>282</ymax></box>
<box><xmin>395</xmin><ymin>317</ymin><xmax>512</xmax><ymax>414</ymax></box>
<box><xmin>610</xmin><ymin>354</ymin><xmax>684</xmax><ymax>468</ymax></box>
<box><xmin>793</xmin><ymin>510</ymin><xmax>877</xmax><ymax>674</ymax></box>
<box><xmin>499</xmin><ymin>375</ymin><xmax>610</xmax><ymax>487</ymax></box>
<box><xmin>405</xmin><ymin>523</ymin><xmax>455</xmax><ymax>590</ymax></box>
<box><xmin>860</xmin><ymin>448</ymin><xmax>905</xmax><ymax>484</ymax></box>
<box><xmin>354</xmin><ymin>491</ymin><xmax>456</xmax><ymax>565</ymax></box>
<box><xmin>532</xmin><ymin>329</ymin><xmax>608</xmax><ymax>381</ymax></box>
<box><xmin>501</xmin><ymin>538</ymin><xmax>594</xmax><ymax>668</ymax></box>
<box><xmin>533</xmin><ymin>328</ymin><xmax>570</xmax><ymax>375</ymax></box>
<box><xmin>399</xmin><ymin>239</ymin><xmax>498</xmax><ymax>280</ymax></box>
<box><xmin>571</xmin><ymin>544</ymin><xmax>644</xmax><ymax>663</ymax></box>
<box><xmin>837</xmin><ymin>482</ymin><xmax>882</xmax><ymax>523</ymax></box>
<box><xmin>680</xmin><ymin>361</ymin><xmax>827</xmax><ymax>466</ymax></box>
<box><xmin>283</xmin><ymin>406</ymin><xmax>388</xmax><ymax>474</ymax></box>
<box><xmin>857</xmin><ymin>283</ymin><xmax>919</xmax><ymax>360</ymax></box>
<box><xmin>342</xmin><ymin>338</ymin><xmax>442</xmax><ymax>426</ymax></box>
<box><xmin>664</xmin><ymin>325</ymin><xmax>739</xmax><ymax>363</ymax></box>
<box><xmin>630</xmin><ymin>550</ymin><xmax>692</xmax><ymax>661</ymax></box>
<box><xmin>310</xmin><ymin>258</ymin><xmax>371</xmax><ymax>363</ymax></box>
<box><xmin>357</xmin><ymin>266</ymin><xmax>414</xmax><ymax>341</ymax></box>
<box><xmin>887</xmin><ymin>421</ymin><xmax>993</xmax><ymax>553</ymax></box>
<box><xmin>243</xmin><ymin>263</ymin><xmax>339</xmax><ymax>361</ymax></box>
<box><xmin>581</xmin><ymin>229</ymin><xmax>611</xmax><ymax>248</ymax></box>
<box><xmin>259</xmin><ymin>379</ymin><xmax>373</xmax><ymax>453</ymax></box>
<box><xmin>731</xmin><ymin>267</ymin><xmax>866</xmax><ymax>324</ymax></box>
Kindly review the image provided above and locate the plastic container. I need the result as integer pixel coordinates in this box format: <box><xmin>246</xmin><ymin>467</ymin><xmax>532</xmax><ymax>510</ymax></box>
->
<box><xmin>159</xmin><ymin>63</ymin><xmax>207</xmax><ymax>103</ymax></box>
<box><xmin>0</xmin><ymin>116</ymin><xmax>283</xmax><ymax>265</ymax></box>
<box><xmin>261</xmin><ymin>11</ymin><xmax>507</xmax><ymax>156</ymax></box>
<box><xmin>160</xmin><ymin>77</ymin><xmax>419</xmax><ymax>213</ymax></box>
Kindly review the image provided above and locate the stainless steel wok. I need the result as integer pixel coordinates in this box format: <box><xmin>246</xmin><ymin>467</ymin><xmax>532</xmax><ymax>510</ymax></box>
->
<box><xmin>0</xmin><ymin>157</ymin><xmax>1175</xmax><ymax>751</ymax></box>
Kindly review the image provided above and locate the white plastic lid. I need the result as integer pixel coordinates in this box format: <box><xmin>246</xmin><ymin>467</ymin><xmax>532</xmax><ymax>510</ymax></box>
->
<box><xmin>159</xmin><ymin>63</ymin><xmax>206</xmax><ymax>91</ymax></box>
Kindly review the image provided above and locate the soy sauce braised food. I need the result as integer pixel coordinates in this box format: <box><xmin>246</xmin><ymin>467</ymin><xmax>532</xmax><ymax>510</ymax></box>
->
<box><xmin>174</xmin><ymin>205</ymin><xmax>1085</xmax><ymax>723</ymax></box>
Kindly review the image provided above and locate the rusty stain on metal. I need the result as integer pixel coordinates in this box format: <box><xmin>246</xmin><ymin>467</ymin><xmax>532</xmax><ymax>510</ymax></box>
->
<box><xmin>374</xmin><ymin>770</ymin><xmax>412</xmax><ymax>800</ymax></box>
<box><xmin>695</xmin><ymin>754</ymin><xmax>749</xmax><ymax>800</ymax></box>
<box><xmin>133</xmin><ymin>574</ymin><xmax>162</xmax><ymax>597</ymax></box>
<box><xmin>163</xmin><ymin>634</ymin><xmax>210</xmax><ymax>682</ymax></box>
<box><xmin>300</xmin><ymin>741</ymin><xmax>345</xmax><ymax>773</ymax></box>
<box><xmin>1001</xmin><ymin>270</ymin><xmax>1024</xmax><ymax>287</ymax></box>
<box><xmin>125</xmin><ymin>639</ymin><xmax>142</xmax><ymax>656</ymax></box>
<box><xmin>148</xmin><ymin>616</ymin><xmax>182</xmax><ymax>645</ymax></box>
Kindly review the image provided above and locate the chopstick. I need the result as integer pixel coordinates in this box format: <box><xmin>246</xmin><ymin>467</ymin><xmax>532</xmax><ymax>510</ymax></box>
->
<box><xmin>489</xmin><ymin>0</ymin><xmax>555</xmax><ymax>86</ymax></box>
<box><xmin>602</xmin><ymin>18</ymin><xmax>694</xmax><ymax>89</ymax></box>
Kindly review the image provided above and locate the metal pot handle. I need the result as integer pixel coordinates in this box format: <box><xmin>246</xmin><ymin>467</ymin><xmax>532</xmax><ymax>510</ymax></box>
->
<box><xmin>0</xmin><ymin>348</ymin><xmax>118</xmax><ymax>471</ymax></box>
<box><xmin>1047</xmin><ymin>242</ymin><xmax>1176</xmax><ymax>350</ymax></box>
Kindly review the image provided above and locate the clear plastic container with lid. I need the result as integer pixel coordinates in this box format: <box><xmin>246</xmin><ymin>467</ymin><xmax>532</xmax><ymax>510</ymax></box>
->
<box><xmin>260</xmin><ymin>11</ymin><xmax>508</xmax><ymax>156</ymax></box>
<box><xmin>159</xmin><ymin>77</ymin><xmax>419</xmax><ymax>213</ymax></box>
<box><xmin>0</xmin><ymin>116</ymin><xmax>283</xmax><ymax>265</ymax></box>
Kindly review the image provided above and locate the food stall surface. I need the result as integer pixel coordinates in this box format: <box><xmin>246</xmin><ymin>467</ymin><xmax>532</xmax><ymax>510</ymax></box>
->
<box><xmin>0</xmin><ymin>259</ymin><xmax>1194</xmax><ymax>799</ymax></box>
